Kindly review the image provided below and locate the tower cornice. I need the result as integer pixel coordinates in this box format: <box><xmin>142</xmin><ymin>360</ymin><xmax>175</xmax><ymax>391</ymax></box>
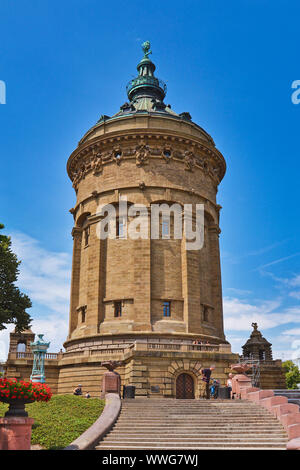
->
<box><xmin>67</xmin><ymin>126</ymin><xmax>226</xmax><ymax>191</ymax></box>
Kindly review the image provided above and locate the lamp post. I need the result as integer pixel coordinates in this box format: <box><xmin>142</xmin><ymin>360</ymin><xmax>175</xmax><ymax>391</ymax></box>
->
<box><xmin>30</xmin><ymin>334</ymin><xmax>50</xmax><ymax>383</ymax></box>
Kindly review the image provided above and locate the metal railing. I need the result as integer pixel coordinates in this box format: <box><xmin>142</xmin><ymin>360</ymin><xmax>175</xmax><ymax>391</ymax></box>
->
<box><xmin>239</xmin><ymin>357</ymin><xmax>261</xmax><ymax>387</ymax></box>
<box><xmin>126</xmin><ymin>76</ymin><xmax>167</xmax><ymax>96</ymax></box>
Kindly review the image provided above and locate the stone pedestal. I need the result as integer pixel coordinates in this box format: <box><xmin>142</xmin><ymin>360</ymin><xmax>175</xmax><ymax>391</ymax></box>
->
<box><xmin>0</xmin><ymin>417</ymin><xmax>34</xmax><ymax>450</ymax></box>
<box><xmin>232</xmin><ymin>374</ymin><xmax>252</xmax><ymax>398</ymax></box>
<box><xmin>100</xmin><ymin>371</ymin><xmax>121</xmax><ymax>399</ymax></box>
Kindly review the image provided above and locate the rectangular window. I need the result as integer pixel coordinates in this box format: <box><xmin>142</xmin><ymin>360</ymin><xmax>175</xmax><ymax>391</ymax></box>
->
<box><xmin>81</xmin><ymin>308</ymin><xmax>86</xmax><ymax>323</ymax></box>
<box><xmin>163</xmin><ymin>301</ymin><xmax>171</xmax><ymax>317</ymax></box>
<box><xmin>162</xmin><ymin>217</ymin><xmax>170</xmax><ymax>238</ymax></box>
<box><xmin>84</xmin><ymin>228</ymin><xmax>89</xmax><ymax>246</ymax></box>
<box><xmin>116</xmin><ymin>217</ymin><xmax>125</xmax><ymax>238</ymax></box>
<box><xmin>114</xmin><ymin>301</ymin><xmax>122</xmax><ymax>317</ymax></box>
<box><xmin>203</xmin><ymin>305</ymin><xmax>209</xmax><ymax>322</ymax></box>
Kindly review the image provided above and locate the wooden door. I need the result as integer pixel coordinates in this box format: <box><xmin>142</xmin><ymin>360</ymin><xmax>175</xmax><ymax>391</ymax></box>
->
<box><xmin>176</xmin><ymin>373</ymin><xmax>194</xmax><ymax>399</ymax></box>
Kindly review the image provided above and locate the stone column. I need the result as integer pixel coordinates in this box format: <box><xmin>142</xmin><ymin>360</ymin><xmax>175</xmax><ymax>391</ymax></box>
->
<box><xmin>181</xmin><ymin>224</ymin><xmax>201</xmax><ymax>334</ymax></box>
<box><xmin>68</xmin><ymin>227</ymin><xmax>82</xmax><ymax>337</ymax></box>
<box><xmin>134</xmin><ymin>235</ymin><xmax>152</xmax><ymax>331</ymax></box>
<box><xmin>208</xmin><ymin>224</ymin><xmax>225</xmax><ymax>340</ymax></box>
<box><xmin>86</xmin><ymin>220</ymin><xmax>103</xmax><ymax>335</ymax></box>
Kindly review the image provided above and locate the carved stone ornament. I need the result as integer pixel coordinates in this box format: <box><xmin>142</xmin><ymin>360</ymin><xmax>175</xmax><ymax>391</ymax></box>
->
<box><xmin>90</xmin><ymin>151</ymin><xmax>103</xmax><ymax>175</ymax></box>
<box><xmin>184</xmin><ymin>150</ymin><xmax>195</xmax><ymax>171</ymax></box>
<box><xmin>100</xmin><ymin>360</ymin><xmax>123</xmax><ymax>371</ymax></box>
<box><xmin>72</xmin><ymin>164</ymin><xmax>86</xmax><ymax>189</ymax></box>
<box><xmin>135</xmin><ymin>141</ymin><xmax>150</xmax><ymax>167</ymax></box>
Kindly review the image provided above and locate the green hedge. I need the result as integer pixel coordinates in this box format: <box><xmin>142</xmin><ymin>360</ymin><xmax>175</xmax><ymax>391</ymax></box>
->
<box><xmin>0</xmin><ymin>395</ymin><xmax>105</xmax><ymax>450</ymax></box>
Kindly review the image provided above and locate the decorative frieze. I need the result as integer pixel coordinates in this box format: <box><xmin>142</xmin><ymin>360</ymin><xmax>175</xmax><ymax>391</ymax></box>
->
<box><xmin>68</xmin><ymin>133</ymin><xmax>225</xmax><ymax>190</ymax></box>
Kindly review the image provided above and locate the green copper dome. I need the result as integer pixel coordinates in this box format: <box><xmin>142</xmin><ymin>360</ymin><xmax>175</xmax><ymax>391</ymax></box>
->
<box><xmin>126</xmin><ymin>41</ymin><xmax>167</xmax><ymax>102</ymax></box>
<box><xmin>79</xmin><ymin>41</ymin><xmax>216</xmax><ymax>146</ymax></box>
<box><xmin>95</xmin><ymin>41</ymin><xmax>199</xmax><ymax>127</ymax></box>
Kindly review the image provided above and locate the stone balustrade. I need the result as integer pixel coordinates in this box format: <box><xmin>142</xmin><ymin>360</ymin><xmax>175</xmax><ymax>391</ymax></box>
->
<box><xmin>240</xmin><ymin>384</ymin><xmax>300</xmax><ymax>450</ymax></box>
<box><xmin>9</xmin><ymin>352</ymin><xmax>61</xmax><ymax>361</ymax></box>
<box><xmin>9</xmin><ymin>340</ymin><xmax>230</xmax><ymax>364</ymax></box>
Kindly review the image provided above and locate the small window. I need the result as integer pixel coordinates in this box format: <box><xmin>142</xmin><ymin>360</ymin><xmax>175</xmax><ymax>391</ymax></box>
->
<box><xmin>116</xmin><ymin>217</ymin><xmax>125</xmax><ymax>238</ymax></box>
<box><xmin>162</xmin><ymin>217</ymin><xmax>170</xmax><ymax>237</ymax></box>
<box><xmin>80</xmin><ymin>306</ymin><xmax>86</xmax><ymax>323</ymax></box>
<box><xmin>203</xmin><ymin>306</ymin><xmax>209</xmax><ymax>322</ymax></box>
<box><xmin>259</xmin><ymin>350</ymin><xmax>266</xmax><ymax>361</ymax></box>
<box><xmin>84</xmin><ymin>228</ymin><xmax>89</xmax><ymax>246</ymax></box>
<box><xmin>114</xmin><ymin>301</ymin><xmax>122</xmax><ymax>317</ymax></box>
<box><xmin>163</xmin><ymin>301</ymin><xmax>171</xmax><ymax>317</ymax></box>
<box><xmin>17</xmin><ymin>342</ymin><xmax>26</xmax><ymax>353</ymax></box>
<box><xmin>114</xmin><ymin>150</ymin><xmax>122</xmax><ymax>166</ymax></box>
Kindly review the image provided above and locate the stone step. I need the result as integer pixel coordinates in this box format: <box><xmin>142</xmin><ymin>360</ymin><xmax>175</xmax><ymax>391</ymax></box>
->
<box><xmin>116</xmin><ymin>418</ymin><xmax>280</xmax><ymax>424</ymax></box>
<box><xmin>96</xmin><ymin>445</ymin><xmax>287</xmax><ymax>450</ymax></box>
<box><xmin>104</xmin><ymin>433</ymin><xmax>287</xmax><ymax>440</ymax></box>
<box><xmin>109</xmin><ymin>428</ymin><xmax>285</xmax><ymax>434</ymax></box>
<box><xmin>97</xmin><ymin>441</ymin><xmax>287</xmax><ymax>449</ymax></box>
<box><xmin>95</xmin><ymin>399</ymin><xmax>288</xmax><ymax>450</ymax></box>
<box><xmin>102</xmin><ymin>437</ymin><xmax>287</xmax><ymax>443</ymax></box>
<box><xmin>111</xmin><ymin>426</ymin><xmax>284</xmax><ymax>436</ymax></box>
<box><xmin>122</xmin><ymin>410</ymin><xmax>274</xmax><ymax>418</ymax></box>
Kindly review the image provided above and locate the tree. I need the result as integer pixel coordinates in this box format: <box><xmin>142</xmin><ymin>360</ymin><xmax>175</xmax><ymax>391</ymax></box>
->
<box><xmin>0</xmin><ymin>224</ymin><xmax>32</xmax><ymax>331</ymax></box>
<box><xmin>282</xmin><ymin>360</ymin><xmax>300</xmax><ymax>389</ymax></box>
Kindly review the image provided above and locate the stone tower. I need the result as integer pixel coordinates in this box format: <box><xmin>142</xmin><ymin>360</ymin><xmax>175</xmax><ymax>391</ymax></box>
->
<box><xmin>241</xmin><ymin>323</ymin><xmax>286</xmax><ymax>389</ymax></box>
<box><xmin>58</xmin><ymin>42</ymin><xmax>238</xmax><ymax>398</ymax></box>
<box><xmin>242</xmin><ymin>323</ymin><xmax>273</xmax><ymax>361</ymax></box>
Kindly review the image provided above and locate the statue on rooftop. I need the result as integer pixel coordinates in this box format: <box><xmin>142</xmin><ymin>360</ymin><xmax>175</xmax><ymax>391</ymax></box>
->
<box><xmin>142</xmin><ymin>40</ymin><xmax>152</xmax><ymax>58</ymax></box>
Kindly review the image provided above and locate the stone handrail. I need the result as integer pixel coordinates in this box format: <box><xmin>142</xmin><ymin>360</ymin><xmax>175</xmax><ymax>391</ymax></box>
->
<box><xmin>63</xmin><ymin>393</ymin><xmax>121</xmax><ymax>450</ymax></box>
<box><xmin>240</xmin><ymin>385</ymin><xmax>300</xmax><ymax>450</ymax></box>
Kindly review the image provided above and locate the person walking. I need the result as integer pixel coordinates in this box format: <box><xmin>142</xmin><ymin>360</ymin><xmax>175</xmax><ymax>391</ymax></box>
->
<box><xmin>201</xmin><ymin>366</ymin><xmax>215</xmax><ymax>399</ymax></box>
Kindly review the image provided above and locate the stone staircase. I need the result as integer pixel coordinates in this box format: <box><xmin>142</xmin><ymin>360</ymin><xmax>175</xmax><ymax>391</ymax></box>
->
<box><xmin>273</xmin><ymin>390</ymin><xmax>300</xmax><ymax>408</ymax></box>
<box><xmin>96</xmin><ymin>398</ymin><xmax>288</xmax><ymax>450</ymax></box>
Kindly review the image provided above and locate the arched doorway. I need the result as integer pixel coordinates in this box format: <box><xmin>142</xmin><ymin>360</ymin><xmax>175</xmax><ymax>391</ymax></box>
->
<box><xmin>176</xmin><ymin>373</ymin><xmax>195</xmax><ymax>399</ymax></box>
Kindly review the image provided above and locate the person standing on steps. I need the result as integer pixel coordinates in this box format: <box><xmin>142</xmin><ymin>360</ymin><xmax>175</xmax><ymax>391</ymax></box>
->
<box><xmin>226</xmin><ymin>373</ymin><xmax>234</xmax><ymax>399</ymax></box>
<box><xmin>201</xmin><ymin>366</ymin><xmax>215</xmax><ymax>399</ymax></box>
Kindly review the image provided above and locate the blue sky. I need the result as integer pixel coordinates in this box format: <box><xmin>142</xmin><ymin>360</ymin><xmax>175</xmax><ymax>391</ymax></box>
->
<box><xmin>0</xmin><ymin>0</ymin><xmax>299</xmax><ymax>362</ymax></box>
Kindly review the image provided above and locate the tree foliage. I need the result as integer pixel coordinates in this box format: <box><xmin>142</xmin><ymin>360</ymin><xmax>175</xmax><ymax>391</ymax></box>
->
<box><xmin>282</xmin><ymin>360</ymin><xmax>300</xmax><ymax>389</ymax></box>
<box><xmin>0</xmin><ymin>224</ymin><xmax>32</xmax><ymax>331</ymax></box>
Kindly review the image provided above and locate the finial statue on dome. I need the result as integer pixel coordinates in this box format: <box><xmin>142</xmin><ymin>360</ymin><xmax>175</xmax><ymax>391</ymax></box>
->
<box><xmin>142</xmin><ymin>40</ymin><xmax>152</xmax><ymax>58</ymax></box>
<box><xmin>251</xmin><ymin>322</ymin><xmax>258</xmax><ymax>331</ymax></box>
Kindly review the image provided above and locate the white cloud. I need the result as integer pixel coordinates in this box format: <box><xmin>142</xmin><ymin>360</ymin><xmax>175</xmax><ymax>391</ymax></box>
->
<box><xmin>30</xmin><ymin>316</ymin><xmax>69</xmax><ymax>353</ymax></box>
<box><xmin>282</xmin><ymin>328</ymin><xmax>300</xmax><ymax>336</ymax></box>
<box><xmin>0</xmin><ymin>232</ymin><xmax>71</xmax><ymax>362</ymax></box>
<box><xmin>225</xmin><ymin>288</ymin><xmax>252</xmax><ymax>296</ymax></box>
<box><xmin>224</xmin><ymin>297</ymin><xmax>300</xmax><ymax>331</ymax></box>
<box><xmin>290</xmin><ymin>275</ymin><xmax>300</xmax><ymax>287</ymax></box>
<box><xmin>0</xmin><ymin>325</ymin><xmax>15</xmax><ymax>363</ymax></box>
<box><xmin>11</xmin><ymin>232</ymin><xmax>71</xmax><ymax>314</ymax></box>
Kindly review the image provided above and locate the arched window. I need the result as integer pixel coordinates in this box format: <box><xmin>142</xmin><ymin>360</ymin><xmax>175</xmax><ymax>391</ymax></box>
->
<box><xmin>17</xmin><ymin>342</ymin><xmax>26</xmax><ymax>353</ymax></box>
